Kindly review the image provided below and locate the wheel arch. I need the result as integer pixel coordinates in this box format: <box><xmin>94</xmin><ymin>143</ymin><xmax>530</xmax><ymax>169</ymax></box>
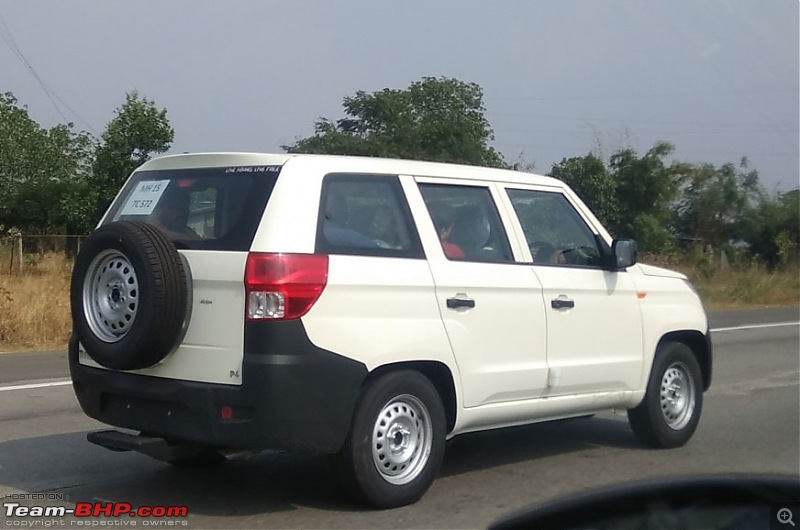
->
<box><xmin>656</xmin><ymin>329</ymin><xmax>712</xmax><ymax>391</ymax></box>
<box><xmin>366</xmin><ymin>361</ymin><xmax>458</xmax><ymax>434</ymax></box>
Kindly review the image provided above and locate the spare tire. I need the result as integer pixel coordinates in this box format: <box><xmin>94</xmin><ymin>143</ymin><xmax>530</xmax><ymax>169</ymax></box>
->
<box><xmin>70</xmin><ymin>221</ymin><xmax>189</xmax><ymax>370</ymax></box>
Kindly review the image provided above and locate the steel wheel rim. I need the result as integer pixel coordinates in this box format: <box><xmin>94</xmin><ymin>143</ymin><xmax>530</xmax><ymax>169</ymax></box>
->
<box><xmin>82</xmin><ymin>249</ymin><xmax>139</xmax><ymax>343</ymax></box>
<box><xmin>660</xmin><ymin>361</ymin><xmax>696</xmax><ymax>430</ymax></box>
<box><xmin>372</xmin><ymin>394</ymin><xmax>432</xmax><ymax>485</ymax></box>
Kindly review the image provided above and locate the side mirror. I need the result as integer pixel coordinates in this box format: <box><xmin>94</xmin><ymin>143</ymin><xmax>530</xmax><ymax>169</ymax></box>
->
<box><xmin>612</xmin><ymin>239</ymin><xmax>637</xmax><ymax>270</ymax></box>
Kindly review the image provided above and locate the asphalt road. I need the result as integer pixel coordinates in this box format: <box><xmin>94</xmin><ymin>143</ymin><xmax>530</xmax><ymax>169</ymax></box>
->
<box><xmin>0</xmin><ymin>308</ymin><xmax>798</xmax><ymax>529</ymax></box>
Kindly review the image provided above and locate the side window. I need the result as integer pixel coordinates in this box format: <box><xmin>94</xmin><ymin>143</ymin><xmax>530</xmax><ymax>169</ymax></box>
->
<box><xmin>418</xmin><ymin>184</ymin><xmax>513</xmax><ymax>263</ymax></box>
<box><xmin>316</xmin><ymin>174</ymin><xmax>423</xmax><ymax>258</ymax></box>
<box><xmin>507</xmin><ymin>189</ymin><xmax>603</xmax><ymax>267</ymax></box>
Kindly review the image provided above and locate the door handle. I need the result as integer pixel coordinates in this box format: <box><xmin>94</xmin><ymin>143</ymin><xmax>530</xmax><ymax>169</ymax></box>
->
<box><xmin>551</xmin><ymin>297</ymin><xmax>575</xmax><ymax>310</ymax></box>
<box><xmin>447</xmin><ymin>297</ymin><xmax>476</xmax><ymax>309</ymax></box>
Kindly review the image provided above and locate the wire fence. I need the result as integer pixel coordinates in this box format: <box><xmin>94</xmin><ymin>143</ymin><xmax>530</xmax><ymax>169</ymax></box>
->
<box><xmin>1</xmin><ymin>234</ymin><xmax>88</xmax><ymax>273</ymax></box>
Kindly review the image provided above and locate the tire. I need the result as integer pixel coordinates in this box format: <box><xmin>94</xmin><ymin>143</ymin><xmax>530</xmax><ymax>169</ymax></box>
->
<box><xmin>70</xmin><ymin>221</ymin><xmax>189</xmax><ymax>370</ymax></box>
<box><xmin>628</xmin><ymin>342</ymin><xmax>703</xmax><ymax>448</ymax></box>
<box><xmin>332</xmin><ymin>370</ymin><xmax>446</xmax><ymax>509</ymax></box>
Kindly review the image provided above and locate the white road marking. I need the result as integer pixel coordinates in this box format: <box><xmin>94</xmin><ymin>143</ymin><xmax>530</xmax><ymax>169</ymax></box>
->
<box><xmin>707</xmin><ymin>370</ymin><xmax>800</xmax><ymax>396</ymax></box>
<box><xmin>711</xmin><ymin>321</ymin><xmax>800</xmax><ymax>332</ymax></box>
<box><xmin>0</xmin><ymin>380</ymin><xmax>72</xmax><ymax>392</ymax></box>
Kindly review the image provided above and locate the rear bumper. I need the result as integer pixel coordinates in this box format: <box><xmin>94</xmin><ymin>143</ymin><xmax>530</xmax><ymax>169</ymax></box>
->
<box><xmin>69</xmin><ymin>320</ymin><xmax>368</xmax><ymax>454</ymax></box>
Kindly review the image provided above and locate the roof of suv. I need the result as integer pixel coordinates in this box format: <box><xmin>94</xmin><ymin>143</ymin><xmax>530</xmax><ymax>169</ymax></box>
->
<box><xmin>137</xmin><ymin>152</ymin><xmax>564</xmax><ymax>188</ymax></box>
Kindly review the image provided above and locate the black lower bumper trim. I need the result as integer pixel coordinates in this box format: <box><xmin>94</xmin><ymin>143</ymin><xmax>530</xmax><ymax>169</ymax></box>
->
<box><xmin>70</xmin><ymin>320</ymin><xmax>368</xmax><ymax>454</ymax></box>
<box><xmin>87</xmin><ymin>430</ymin><xmax>210</xmax><ymax>461</ymax></box>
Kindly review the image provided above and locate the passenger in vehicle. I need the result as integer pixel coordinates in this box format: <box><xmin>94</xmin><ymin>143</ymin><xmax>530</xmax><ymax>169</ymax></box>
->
<box><xmin>151</xmin><ymin>188</ymin><xmax>201</xmax><ymax>240</ymax></box>
<box><xmin>323</xmin><ymin>188</ymin><xmax>383</xmax><ymax>248</ymax></box>
<box><xmin>369</xmin><ymin>207</ymin><xmax>404</xmax><ymax>250</ymax></box>
<box><xmin>430</xmin><ymin>204</ymin><xmax>465</xmax><ymax>259</ymax></box>
<box><xmin>450</xmin><ymin>204</ymin><xmax>496</xmax><ymax>260</ymax></box>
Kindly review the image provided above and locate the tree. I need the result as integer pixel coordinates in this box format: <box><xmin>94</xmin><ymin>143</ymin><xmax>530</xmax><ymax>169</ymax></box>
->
<box><xmin>0</xmin><ymin>91</ymin><xmax>174</xmax><ymax>235</ymax></box>
<box><xmin>773</xmin><ymin>189</ymin><xmax>800</xmax><ymax>266</ymax></box>
<box><xmin>283</xmin><ymin>77</ymin><xmax>506</xmax><ymax>168</ymax></box>
<box><xmin>549</xmin><ymin>153</ymin><xmax>618</xmax><ymax>227</ymax></box>
<box><xmin>673</xmin><ymin>158</ymin><xmax>762</xmax><ymax>248</ymax></box>
<box><xmin>549</xmin><ymin>142</ymin><xmax>694</xmax><ymax>252</ymax></box>
<box><xmin>0</xmin><ymin>92</ymin><xmax>94</xmax><ymax>234</ymax></box>
<box><xmin>608</xmin><ymin>141</ymin><xmax>686</xmax><ymax>252</ymax></box>
<box><xmin>92</xmin><ymin>91</ymin><xmax>174</xmax><ymax>217</ymax></box>
<box><xmin>742</xmin><ymin>188</ymin><xmax>800</xmax><ymax>268</ymax></box>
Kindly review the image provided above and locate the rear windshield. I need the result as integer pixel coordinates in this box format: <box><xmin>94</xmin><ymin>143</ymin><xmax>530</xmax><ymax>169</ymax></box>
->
<box><xmin>105</xmin><ymin>165</ymin><xmax>280</xmax><ymax>251</ymax></box>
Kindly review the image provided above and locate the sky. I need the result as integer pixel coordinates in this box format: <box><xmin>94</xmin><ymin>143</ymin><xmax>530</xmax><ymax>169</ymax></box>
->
<box><xmin>1</xmin><ymin>0</ymin><xmax>798</xmax><ymax>191</ymax></box>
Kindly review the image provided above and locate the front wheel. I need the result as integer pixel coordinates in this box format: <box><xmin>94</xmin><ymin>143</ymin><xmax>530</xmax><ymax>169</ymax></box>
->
<box><xmin>628</xmin><ymin>342</ymin><xmax>703</xmax><ymax>448</ymax></box>
<box><xmin>332</xmin><ymin>370</ymin><xmax>446</xmax><ymax>509</ymax></box>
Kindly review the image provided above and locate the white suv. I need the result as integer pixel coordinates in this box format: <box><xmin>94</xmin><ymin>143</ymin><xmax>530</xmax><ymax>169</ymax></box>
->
<box><xmin>69</xmin><ymin>153</ymin><xmax>711</xmax><ymax>508</ymax></box>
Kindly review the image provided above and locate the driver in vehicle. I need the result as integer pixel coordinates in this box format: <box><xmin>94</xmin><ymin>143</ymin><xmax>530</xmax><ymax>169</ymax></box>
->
<box><xmin>534</xmin><ymin>242</ymin><xmax>565</xmax><ymax>264</ymax></box>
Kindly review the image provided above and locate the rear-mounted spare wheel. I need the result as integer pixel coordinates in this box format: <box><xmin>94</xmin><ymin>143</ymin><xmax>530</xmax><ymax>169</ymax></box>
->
<box><xmin>71</xmin><ymin>221</ymin><xmax>188</xmax><ymax>370</ymax></box>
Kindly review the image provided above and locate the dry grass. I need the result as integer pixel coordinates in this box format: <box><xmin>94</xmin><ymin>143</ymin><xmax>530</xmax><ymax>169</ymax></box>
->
<box><xmin>0</xmin><ymin>252</ymin><xmax>797</xmax><ymax>352</ymax></box>
<box><xmin>693</xmin><ymin>267</ymin><xmax>800</xmax><ymax>310</ymax></box>
<box><xmin>641</xmin><ymin>254</ymin><xmax>800</xmax><ymax>310</ymax></box>
<box><xmin>0</xmin><ymin>253</ymin><xmax>73</xmax><ymax>353</ymax></box>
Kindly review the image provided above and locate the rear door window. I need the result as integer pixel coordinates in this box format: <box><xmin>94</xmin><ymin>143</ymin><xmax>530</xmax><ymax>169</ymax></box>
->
<box><xmin>418</xmin><ymin>183</ymin><xmax>514</xmax><ymax>263</ymax></box>
<box><xmin>106</xmin><ymin>166</ymin><xmax>280</xmax><ymax>251</ymax></box>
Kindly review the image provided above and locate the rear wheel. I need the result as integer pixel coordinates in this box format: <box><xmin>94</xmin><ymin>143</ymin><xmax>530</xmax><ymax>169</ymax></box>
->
<box><xmin>332</xmin><ymin>370</ymin><xmax>446</xmax><ymax>509</ymax></box>
<box><xmin>628</xmin><ymin>342</ymin><xmax>703</xmax><ymax>448</ymax></box>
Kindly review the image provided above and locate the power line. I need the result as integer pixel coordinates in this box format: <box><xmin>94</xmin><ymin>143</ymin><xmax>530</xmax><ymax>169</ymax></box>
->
<box><xmin>495</xmin><ymin>126</ymin><xmax>797</xmax><ymax>135</ymax></box>
<box><xmin>0</xmin><ymin>13</ymin><xmax>68</xmax><ymax>124</ymax></box>
<box><xmin>652</xmin><ymin>8</ymin><xmax>795</xmax><ymax>154</ymax></box>
<box><xmin>489</xmin><ymin>111</ymin><xmax>796</xmax><ymax>129</ymax></box>
<box><xmin>492</xmin><ymin>140</ymin><xmax>798</xmax><ymax>159</ymax></box>
<box><xmin>0</xmin><ymin>11</ymin><xmax>96</xmax><ymax>134</ymax></box>
<box><xmin>491</xmin><ymin>87</ymin><xmax>798</xmax><ymax>102</ymax></box>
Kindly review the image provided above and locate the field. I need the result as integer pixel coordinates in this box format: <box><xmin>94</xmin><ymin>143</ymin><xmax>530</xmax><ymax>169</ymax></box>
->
<box><xmin>642</xmin><ymin>252</ymin><xmax>800</xmax><ymax>309</ymax></box>
<box><xmin>0</xmin><ymin>251</ymin><xmax>798</xmax><ymax>353</ymax></box>
<box><xmin>0</xmin><ymin>253</ymin><xmax>74</xmax><ymax>353</ymax></box>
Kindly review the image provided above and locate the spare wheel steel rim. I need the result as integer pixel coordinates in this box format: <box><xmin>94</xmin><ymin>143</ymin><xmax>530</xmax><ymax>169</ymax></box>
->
<box><xmin>371</xmin><ymin>394</ymin><xmax>433</xmax><ymax>485</ymax></box>
<box><xmin>660</xmin><ymin>361</ymin><xmax>696</xmax><ymax>430</ymax></box>
<box><xmin>83</xmin><ymin>249</ymin><xmax>139</xmax><ymax>343</ymax></box>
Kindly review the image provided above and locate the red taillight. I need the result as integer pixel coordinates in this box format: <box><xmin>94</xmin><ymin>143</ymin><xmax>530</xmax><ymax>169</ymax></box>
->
<box><xmin>244</xmin><ymin>253</ymin><xmax>328</xmax><ymax>321</ymax></box>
